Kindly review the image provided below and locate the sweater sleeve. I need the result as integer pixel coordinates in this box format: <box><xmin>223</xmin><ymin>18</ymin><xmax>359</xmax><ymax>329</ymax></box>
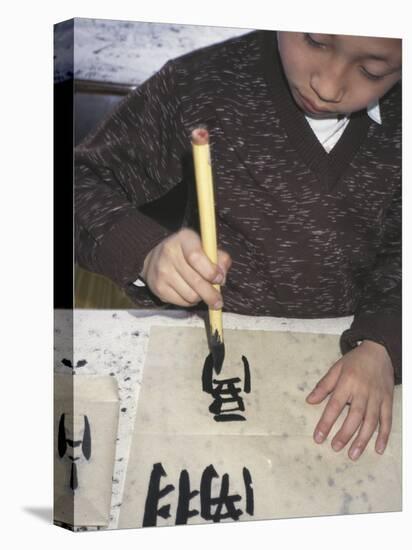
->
<box><xmin>74</xmin><ymin>60</ymin><xmax>187</xmax><ymax>289</ymax></box>
<box><xmin>340</xmin><ymin>184</ymin><xmax>402</xmax><ymax>384</ymax></box>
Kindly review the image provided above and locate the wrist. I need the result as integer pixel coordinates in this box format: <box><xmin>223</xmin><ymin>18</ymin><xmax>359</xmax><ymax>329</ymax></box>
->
<box><xmin>359</xmin><ymin>339</ymin><xmax>393</xmax><ymax>369</ymax></box>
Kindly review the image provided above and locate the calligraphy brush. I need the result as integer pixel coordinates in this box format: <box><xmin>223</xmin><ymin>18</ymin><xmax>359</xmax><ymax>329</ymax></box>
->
<box><xmin>191</xmin><ymin>127</ymin><xmax>225</xmax><ymax>374</ymax></box>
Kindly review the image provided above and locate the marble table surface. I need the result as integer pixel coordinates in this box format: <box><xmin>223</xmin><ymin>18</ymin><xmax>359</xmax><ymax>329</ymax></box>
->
<box><xmin>53</xmin><ymin>309</ymin><xmax>401</xmax><ymax>529</ymax></box>
<box><xmin>55</xmin><ymin>18</ymin><xmax>250</xmax><ymax>84</ymax></box>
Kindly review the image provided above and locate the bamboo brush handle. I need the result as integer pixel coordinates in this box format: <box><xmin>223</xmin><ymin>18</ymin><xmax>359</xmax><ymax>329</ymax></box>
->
<box><xmin>191</xmin><ymin>128</ymin><xmax>223</xmax><ymax>342</ymax></box>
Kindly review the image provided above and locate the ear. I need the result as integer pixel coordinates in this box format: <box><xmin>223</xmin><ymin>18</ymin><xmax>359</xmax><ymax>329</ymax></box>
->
<box><xmin>58</xmin><ymin>414</ymin><xmax>67</xmax><ymax>457</ymax></box>
<box><xmin>82</xmin><ymin>415</ymin><xmax>91</xmax><ymax>460</ymax></box>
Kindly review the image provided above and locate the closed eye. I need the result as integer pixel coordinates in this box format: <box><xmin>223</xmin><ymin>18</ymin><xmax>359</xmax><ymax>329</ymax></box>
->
<box><xmin>361</xmin><ymin>68</ymin><xmax>385</xmax><ymax>81</ymax></box>
<box><xmin>304</xmin><ymin>33</ymin><xmax>327</xmax><ymax>49</ymax></box>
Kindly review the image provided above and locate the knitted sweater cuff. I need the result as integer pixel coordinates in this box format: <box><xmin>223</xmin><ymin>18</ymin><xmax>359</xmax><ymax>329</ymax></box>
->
<box><xmin>95</xmin><ymin>211</ymin><xmax>171</xmax><ymax>288</ymax></box>
<box><xmin>340</xmin><ymin>312</ymin><xmax>402</xmax><ymax>384</ymax></box>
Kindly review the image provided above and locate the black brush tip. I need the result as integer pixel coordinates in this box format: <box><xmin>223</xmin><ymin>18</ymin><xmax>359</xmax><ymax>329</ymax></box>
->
<box><xmin>210</xmin><ymin>330</ymin><xmax>225</xmax><ymax>374</ymax></box>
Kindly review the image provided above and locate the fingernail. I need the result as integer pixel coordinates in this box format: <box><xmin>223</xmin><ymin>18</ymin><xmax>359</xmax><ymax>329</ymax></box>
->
<box><xmin>314</xmin><ymin>431</ymin><xmax>324</xmax><ymax>443</ymax></box>
<box><xmin>350</xmin><ymin>447</ymin><xmax>361</xmax><ymax>460</ymax></box>
<box><xmin>213</xmin><ymin>273</ymin><xmax>224</xmax><ymax>284</ymax></box>
<box><xmin>213</xmin><ymin>300</ymin><xmax>223</xmax><ymax>310</ymax></box>
<box><xmin>376</xmin><ymin>444</ymin><xmax>385</xmax><ymax>454</ymax></box>
<box><xmin>332</xmin><ymin>441</ymin><xmax>343</xmax><ymax>452</ymax></box>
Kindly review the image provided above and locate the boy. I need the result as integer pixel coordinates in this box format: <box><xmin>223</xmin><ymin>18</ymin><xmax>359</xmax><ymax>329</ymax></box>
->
<box><xmin>75</xmin><ymin>30</ymin><xmax>401</xmax><ymax>461</ymax></box>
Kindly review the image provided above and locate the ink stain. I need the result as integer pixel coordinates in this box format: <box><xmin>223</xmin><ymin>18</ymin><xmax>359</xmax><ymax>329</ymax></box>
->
<box><xmin>297</xmin><ymin>382</ymin><xmax>308</xmax><ymax>392</ymax></box>
<box><xmin>316</xmin><ymin>454</ymin><xmax>323</xmax><ymax>461</ymax></box>
<box><xmin>121</xmin><ymin>408</ymin><xmax>127</xmax><ymax>413</ymax></box>
<box><xmin>361</xmin><ymin>492</ymin><xmax>368</xmax><ymax>502</ymax></box>
<box><xmin>356</xmin><ymin>479</ymin><xmax>363</xmax><ymax>485</ymax></box>
<box><xmin>76</xmin><ymin>360</ymin><xmax>87</xmax><ymax>368</ymax></box>
<box><xmin>327</xmin><ymin>477</ymin><xmax>335</xmax><ymax>487</ymax></box>
<box><xmin>367</xmin><ymin>474</ymin><xmax>376</xmax><ymax>482</ymax></box>
<box><xmin>282</xmin><ymin>432</ymin><xmax>289</xmax><ymax>439</ymax></box>
<box><xmin>132</xmin><ymin>331</ymin><xmax>140</xmax><ymax>337</ymax></box>
<box><xmin>124</xmin><ymin>377</ymin><xmax>131</xmax><ymax>381</ymax></box>
<box><xmin>61</xmin><ymin>358</ymin><xmax>73</xmax><ymax>368</ymax></box>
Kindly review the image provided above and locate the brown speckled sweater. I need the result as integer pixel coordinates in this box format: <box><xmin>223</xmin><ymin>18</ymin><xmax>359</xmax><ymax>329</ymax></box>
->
<box><xmin>75</xmin><ymin>30</ymin><xmax>402</xmax><ymax>382</ymax></box>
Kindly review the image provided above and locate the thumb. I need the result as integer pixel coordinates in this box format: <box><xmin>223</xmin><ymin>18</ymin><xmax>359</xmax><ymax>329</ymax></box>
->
<box><xmin>306</xmin><ymin>361</ymin><xmax>343</xmax><ymax>404</ymax></box>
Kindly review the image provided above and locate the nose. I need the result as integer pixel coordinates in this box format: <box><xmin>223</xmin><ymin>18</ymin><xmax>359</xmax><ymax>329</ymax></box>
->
<box><xmin>310</xmin><ymin>65</ymin><xmax>345</xmax><ymax>104</ymax></box>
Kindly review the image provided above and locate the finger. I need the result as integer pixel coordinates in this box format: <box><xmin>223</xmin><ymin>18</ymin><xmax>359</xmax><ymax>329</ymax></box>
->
<box><xmin>175</xmin><ymin>253</ymin><xmax>223</xmax><ymax>309</ymax></box>
<box><xmin>306</xmin><ymin>362</ymin><xmax>343</xmax><ymax>404</ymax></box>
<box><xmin>375</xmin><ymin>398</ymin><xmax>393</xmax><ymax>454</ymax></box>
<box><xmin>217</xmin><ymin>249</ymin><xmax>232</xmax><ymax>282</ymax></box>
<box><xmin>331</xmin><ymin>396</ymin><xmax>367</xmax><ymax>452</ymax></box>
<box><xmin>313</xmin><ymin>389</ymin><xmax>348</xmax><ymax>444</ymax></box>
<box><xmin>154</xmin><ymin>281</ymin><xmax>197</xmax><ymax>308</ymax></box>
<box><xmin>168</xmin><ymin>270</ymin><xmax>202</xmax><ymax>306</ymax></box>
<box><xmin>348</xmin><ymin>401</ymin><xmax>380</xmax><ymax>460</ymax></box>
<box><xmin>181</xmin><ymin>238</ymin><xmax>224</xmax><ymax>284</ymax></box>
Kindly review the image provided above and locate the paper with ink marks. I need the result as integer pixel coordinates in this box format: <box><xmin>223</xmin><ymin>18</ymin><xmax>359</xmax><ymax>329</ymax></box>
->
<box><xmin>119</xmin><ymin>327</ymin><xmax>401</xmax><ymax>528</ymax></box>
<box><xmin>54</xmin><ymin>374</ymin><xmax>119</xmax><ymax>526</ymax></box>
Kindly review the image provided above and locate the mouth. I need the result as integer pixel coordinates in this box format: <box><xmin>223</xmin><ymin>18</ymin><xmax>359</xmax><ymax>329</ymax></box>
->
<box><xmin>296</xmin><ymin>90</ymin><xmax>335</xmax><ymax>116</ymax></box>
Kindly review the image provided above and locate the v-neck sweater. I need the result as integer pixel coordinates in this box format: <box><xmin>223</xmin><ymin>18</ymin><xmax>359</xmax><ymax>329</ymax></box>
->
<box><xmin>75</xmin><ymin>30</ymin><xmax>402</xmax><ymax>382</ymax></box>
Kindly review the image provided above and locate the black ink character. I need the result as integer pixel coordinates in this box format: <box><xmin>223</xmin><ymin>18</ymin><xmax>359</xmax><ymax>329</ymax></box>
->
<box><xmin>143</xmin><ymin>462</ymin><xmax>176</xmax><ymax>527</ymax></box>
<box><xmin>57</xmin><ymin>413</ymin><xmax>91</xmax><ymax>491</ymax></box>
<box><xmin>202</xmin><ymin>354</ymin><xmax>251</xmax><ymax>421</ymax></box>
<box><xmin>142</xmin><ymin>462</ymin><xmax>254</xmax><ymax>526</ymax></box>
<box><xmin>60</xmin><ymin>359</ymin><xmax>87</xmax><ymax>369</ymax></box>
<box><xmin>200</xmin><ymin>464</ymin><xmax>254</xmax><ymax>522</ymax></box>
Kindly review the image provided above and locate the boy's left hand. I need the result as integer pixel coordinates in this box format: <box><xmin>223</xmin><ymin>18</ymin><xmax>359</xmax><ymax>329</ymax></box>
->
<box><xmin>306</xmin><ymin>340</ymin><xmax>394</xmax><ymax>460</ymax></box>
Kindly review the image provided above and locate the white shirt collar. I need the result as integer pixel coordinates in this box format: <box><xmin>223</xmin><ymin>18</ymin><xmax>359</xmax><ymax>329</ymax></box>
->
<box><xmin>367</xmin><ymin>99</ymin><xmax>382</xmax><ymax>124</ymax></box>
<box><xmin>306</xmin><ymin>100</ymin><xmax>382</xmax><ymax>125</ymax></box>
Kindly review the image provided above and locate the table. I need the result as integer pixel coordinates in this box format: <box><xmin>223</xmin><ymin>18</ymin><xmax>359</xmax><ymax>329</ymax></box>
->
<box><xmin>53</xmin><ymin>309</ymin><xmax>401</xmax><ymax>529</ymax></box>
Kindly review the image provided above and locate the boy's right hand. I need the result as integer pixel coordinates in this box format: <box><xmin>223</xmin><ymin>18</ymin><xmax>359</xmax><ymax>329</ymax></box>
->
<box><xmin>141</xmin><ymin>228</ymin><xmax>232</xmax><ymax>309</ymax></box>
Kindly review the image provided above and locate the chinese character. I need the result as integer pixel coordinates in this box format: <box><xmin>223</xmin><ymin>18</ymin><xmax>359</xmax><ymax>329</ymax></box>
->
<box><xmin>57</xmin><ymin>413</ymin><xmax>91</xmax><ymax>491</ymax></box>
<box><xmin>202</xmin><ymin>353</ymin><xmax>251</xmax><ymax>421</ymax></box>
<box><xmin>143</xmin><ymin>462</ymin><xmax>254</xmax><ymax>526</ymax></box>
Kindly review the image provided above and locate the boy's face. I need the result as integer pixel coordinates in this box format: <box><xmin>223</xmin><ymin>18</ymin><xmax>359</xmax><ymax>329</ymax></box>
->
<box><xmin>277</xmin><ymin>32</ymin><xmax>401</xmax><ymax>118</ymax></box>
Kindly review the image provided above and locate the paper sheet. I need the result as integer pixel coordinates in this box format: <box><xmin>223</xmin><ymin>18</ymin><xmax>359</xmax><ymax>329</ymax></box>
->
<box><xmin>119</xmin><ymin>327</ymin><xmax>401</xmax><ymax>528</ymax></box>
<box><xmin>54</xmin><ymin>374</ymin><xmax>120</xmax><ymax>527</ymax></box>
